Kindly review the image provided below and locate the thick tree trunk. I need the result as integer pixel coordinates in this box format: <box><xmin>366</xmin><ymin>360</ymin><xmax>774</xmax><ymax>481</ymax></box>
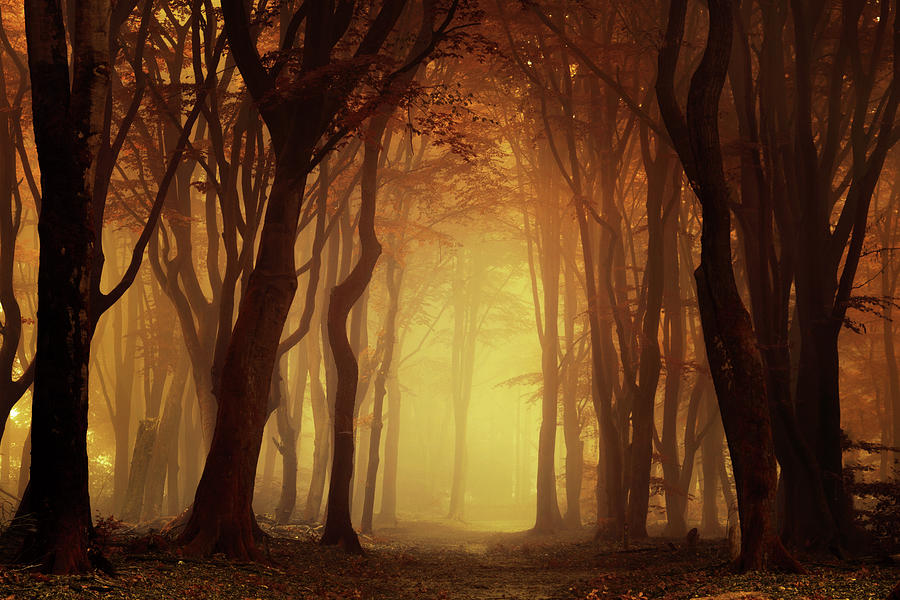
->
<box><xmin>656</xmin><ymin>0</ymin><xmax>797</xmax><ymax>571</ymax></box>
<box><xmin>8</xmin><ymin>0</ymin><xmax>110</xmax><ymax>573</ymax></box>
<box><xmin>178</xmin><ymin>161</ymin><xmax>305</xmax><ymax>559</ymax></box>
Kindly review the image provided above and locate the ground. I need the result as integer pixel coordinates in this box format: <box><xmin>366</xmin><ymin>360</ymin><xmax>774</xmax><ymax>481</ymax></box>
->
<box><xmin>0</xmin><ymin>520</ymin><xmax>896</xmax><ymax>599</ymax></box>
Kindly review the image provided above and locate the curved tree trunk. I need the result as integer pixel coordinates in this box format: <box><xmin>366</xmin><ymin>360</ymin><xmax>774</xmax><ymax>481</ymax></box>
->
<box><xmin>361</xmin><ymin>257</ymin><xmax>402</xmax><ymax>534</ymax></box>
<box><xmin>178</xmin><ymin>160</ymin><xmax>305</xmax><ymax>559</ymax></box>
<box><xmin>656</xmin><ymin>0</ymin><xmax>797</xmax><ymax>571</ymax></box>
<box><xmin>321</xmin><ymin>117</ymin><xmax>388</xmax><ymax>552</ymax></box>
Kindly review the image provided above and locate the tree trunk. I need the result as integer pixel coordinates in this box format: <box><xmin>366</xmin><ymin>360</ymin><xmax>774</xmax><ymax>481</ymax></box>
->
<box><xmin>320</xmin><ymin>116</ymin><xmax>388</xmax><ymax>553</ymax></box>
<box><xmin>448</xmin><ymin>250</ymin><xmax>481</xmax><ymax>521</ymax></box>
<box><xmin>529</xmin><ymin>180</ymin><xmax>563</xmax><ymax>533</ymax></box>
<box><xmin>700</xmin><ymin>388</ymin><xmax>724</xmax><ymax>537</ymax></box>
<box><xmin>561</xmin><ymin>227</ymin><xmax>583</xmax><ymax>529</ymax></box>
<box><xmin>178</xmin><ymin>158</ymin><xmax>305</xmax><ymax>559</ymax></box>
<box><xmin>660</xmin><ymin>181</ymin><xmax>688</xmax><ymax>537</ymax></box>
<box><xmin>111</xmin><ymin>290</ymin><xmax>138</xmax><ymax>514</ymax></box>
<box><xmin>379</xmin><ymin>370</ymin><xmax>401</xmax><ymax>525</ymax></box>
<box><xmin>9</xmin><ymin>0</ymin><xmax>110</xmax><ymax>573</ymax></box>
<box><xmin>122</xmin><ymin>419</ymin><xmax>158</xmax><ymax>523</ymax></box>
<box><xmin>275</xmin><ymin>352</ymin><xmax>305</xmax><ymax>524</ymax></box>
<box><xmin>627</xmin><ymin>128</ymin><xmax>670</xmax><ymax>539</ymax></box>
<box><xmin>304</xmin><ymin>158</ymin><xmax>335</xmax><ymax>523</ymax></box>
<box><xmin>17</xmin><ymin>428</ymin><xmax>29</xmax><ymax>500</ymax></box>
<box><xmin>361</xmin><ymin>257</ymin><xmax>402</xmax><ymax>534</ymax></box>
<box><xmin>142</xmin><ymin>365</ymin><xmax>187</xmax><ymax>521</ymax></box>
<box><xmin>656</xmin><ymin>0</ymin><xmax>797</xmax><ymax>571</ymax></box>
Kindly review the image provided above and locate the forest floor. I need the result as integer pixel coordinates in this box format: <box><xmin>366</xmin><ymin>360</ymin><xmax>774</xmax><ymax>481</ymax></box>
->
<box><xmin>0</xmin><ymin>519</ymin><xmax>896</xmax><ymax>599</ymax></box>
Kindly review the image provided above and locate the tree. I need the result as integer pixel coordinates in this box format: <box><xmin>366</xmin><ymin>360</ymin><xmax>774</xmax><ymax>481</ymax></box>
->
<box><xmin>655</xmin><ymin>0</ymin><xmax>796</xmax><ymax>571</ymax></box>
<box><xmin>180</xmin><ymin>0</ymin><xmax>455</xmax><ymax>558</ymax></box>
<box><xmin>9</xmin><ymin>0</ymin><xmax>179</xmax><ymax>572</ymax></box>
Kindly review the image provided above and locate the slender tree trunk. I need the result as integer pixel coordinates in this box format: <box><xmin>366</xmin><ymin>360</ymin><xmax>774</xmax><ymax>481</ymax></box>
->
<box><xmin>320</xmin><ymin>115</ymin><xmax>390</xmax><ymax>552</ymax></box>
<box><xmin>361</xmin><ymin>257</ymin><xmax>402</xmax><ymax>533</ymax></box>
<box><xmin>379</xmin><ymin>369</ymin><xmax>401</xmax><ymax>525</ymax></box>
<box><xmin>700</xmin><ymin>388</ymin><xmax>724</xmax><ymax>536</ymax></box>
<box><xmin>660</xmin><ymin>182</ymin><xmax>687</xmax><ymax>537</ymax></box>
<box><xmin>304</xmin><ymin>158</ymin><xmax>335</xmax><ymax>523</ymax></box>
<box><xmin>142</xmin><ymin>363</ymin><xmax>187</xmax><ymax>521</ymax></box>
<box><xmin>448</xmin><ymin>251</ymin><xmax>481</xmax><ymax>520</ymax></box>
<box><xmin>561</xmin><ymin>227</ymin><xmax>583</xmax><ymax>529</ymax></box>
<box><xmin>626</xmin><ymin>129</ymin><xmax>670</xmax><ymax>539</ymax></box>
<box><xmin>275</xmin><ymin>351</ymin><xmax>305</xmax><ymax>524</ymax></box>
<box><xmin>112</xmin><ymin>289</ymin><xmax>138</xmax><ymax>514</ymax></box>
<box><xmin>17</xmin><ymin>428</ymin><xmax>29</xmax><ymax>500</ymax></box>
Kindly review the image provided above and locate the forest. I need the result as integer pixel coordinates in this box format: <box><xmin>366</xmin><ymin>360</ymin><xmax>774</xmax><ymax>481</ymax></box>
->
<box><xmin>0</xmin><ymin>0</ymin><xmax>898</xmax><ymax>598</ymax></box>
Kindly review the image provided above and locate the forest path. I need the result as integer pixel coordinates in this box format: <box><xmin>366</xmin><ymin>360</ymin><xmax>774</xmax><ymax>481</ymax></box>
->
<box><xmin>0</xmin><ymin>519</ymin><xmax>895</xmax><ymax>599</ymax></box>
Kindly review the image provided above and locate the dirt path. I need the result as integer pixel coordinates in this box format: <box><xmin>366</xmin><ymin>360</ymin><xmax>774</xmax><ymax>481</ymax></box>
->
<box><xmin>0</xmin><ymin>520</ymin><xmax>896</xmax><ymax>599</ymax></box>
